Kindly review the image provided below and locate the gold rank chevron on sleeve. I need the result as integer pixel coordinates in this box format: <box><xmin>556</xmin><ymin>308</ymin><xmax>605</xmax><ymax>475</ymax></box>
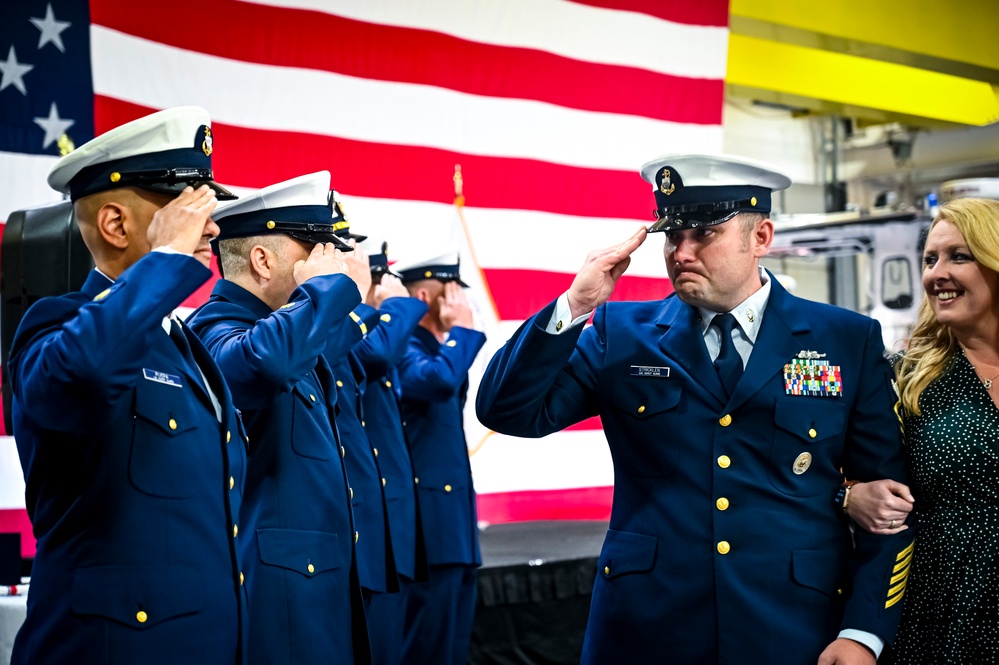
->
<box><xmin>886</xmin><ymin>541</ymin><xmax>914</xmax><ymax>608</ymax></box>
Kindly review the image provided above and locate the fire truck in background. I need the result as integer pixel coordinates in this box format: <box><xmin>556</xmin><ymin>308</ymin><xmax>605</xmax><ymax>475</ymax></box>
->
<box><xmin>763</xmin><ymin>178</ymin><xmax>999</xmax><ymax>353</ymax></box>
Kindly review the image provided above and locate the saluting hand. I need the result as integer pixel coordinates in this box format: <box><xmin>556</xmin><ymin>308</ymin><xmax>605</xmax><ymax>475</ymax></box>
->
<box><xmin>369</xmin><ymin>273</ymin><xmax>409</xmax><ymax>308</ymax></box>
<box><xmin>293</xmin><ymin>243</ymin><xmax>348</xmax><ymax>285</ymax></box>
<box><xmin>567</xmin><ymin>226</ymin><xmax>647</xmax><ymax>320</ymax></box>
<box><xmin>147</xmin><ymin>185</ymin><xmax>218</xmax><ymax>256</ymax></box>
<box><xmin>438</xmin><ymin>281</ymin><xmax>473</xmax><ymax>332</ymax></box>
<box><xmin>342</xmin><ymin>239</ymin><xmax>372</xmax><ymax>298</ymax></box>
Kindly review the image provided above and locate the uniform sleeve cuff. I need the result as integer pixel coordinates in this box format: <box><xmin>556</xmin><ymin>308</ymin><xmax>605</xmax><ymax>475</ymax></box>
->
<box><xmin>545</xmin><ymin>292</ymin><xmax>591</xmax><ymax>334</ymax></box>
<box><xmin>837</xmin><ymin>629</ymin><xmax>884</xmax><ymax>659</ymax></box>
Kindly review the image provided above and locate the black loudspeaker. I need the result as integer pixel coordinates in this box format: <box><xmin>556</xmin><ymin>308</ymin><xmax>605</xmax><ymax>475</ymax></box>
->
<box><xmin>1</xmin><ymin>200</ymin><xmax>94</xmax><ymax>433</ymax></box>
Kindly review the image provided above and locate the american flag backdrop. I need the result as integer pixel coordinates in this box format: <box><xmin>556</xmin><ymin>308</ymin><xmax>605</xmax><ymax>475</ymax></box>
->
<box><xmin>0</xmin><ymin>0</ymin><xmax>729</xmax><ymax>549</ymax></box>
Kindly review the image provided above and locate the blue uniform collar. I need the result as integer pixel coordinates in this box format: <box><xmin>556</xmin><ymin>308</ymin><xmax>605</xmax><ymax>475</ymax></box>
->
<box><xmin>209</xmin><ymin>278</ymin><xmax>274</xmax><ymax>321</ymax></box>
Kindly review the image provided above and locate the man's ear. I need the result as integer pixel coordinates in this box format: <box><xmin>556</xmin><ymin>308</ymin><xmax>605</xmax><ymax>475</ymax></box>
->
<box><xmin>753</xmin><ymin>217</ymin><xmax>775</xmax><ymax>258</ymax></box>
<box><xmin>248</xmin><ymin>243</ymin><xmax>276</xmax><ymax>281</ymax></box>
<box><xmin>94</xmin><ymin>201</ymin><xmax>129</xmax><ymax>250</ymax></box>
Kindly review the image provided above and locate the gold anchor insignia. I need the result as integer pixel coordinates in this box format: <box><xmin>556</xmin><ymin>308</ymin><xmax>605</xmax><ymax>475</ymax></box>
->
<box><xmin>793</xmin><ymin>452</ymin><xmax>812</xmax><ymax>475</ymax></box>
<box><xmin>202</xmin><ymin>127</ymin><xmax>213</xmax><ymax>156</ymax></box>
<box><xmin>659</xmin><ymin>168</ymin><xmax>675</xmax><ymax>196</ymax></box>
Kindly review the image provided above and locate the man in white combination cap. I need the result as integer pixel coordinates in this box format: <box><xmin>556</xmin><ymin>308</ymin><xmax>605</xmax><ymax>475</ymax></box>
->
<box><xmin>185</xmin><ymin>171</ymin><xmax>373</xmax><ymax>664</ymax></box>
<box><xmin>477</xmin><ymin>154</ymin><xmax>913</xmax><ymax>665</ymax></box>
<box><xmin>8</xmin><ymin>106</ymin><xmax>248</xmax><ymax>665</ymax></box>
<box><xmin>391</xmin><ymin>247</ymin><xmax>485</xmax><ymax>665</ymax></box>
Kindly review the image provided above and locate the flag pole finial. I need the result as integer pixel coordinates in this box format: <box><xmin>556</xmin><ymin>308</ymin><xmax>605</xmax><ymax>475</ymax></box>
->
<box><xmin>453</xmin><ymin>164</ymin><xmax>464</xmax><ymax>206</ymax></box>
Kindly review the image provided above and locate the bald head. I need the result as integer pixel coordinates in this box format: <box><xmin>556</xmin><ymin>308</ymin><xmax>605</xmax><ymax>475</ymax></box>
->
<box><xmin>72</xmin><ymin>187</ymin><xmax>171</xmax><ymax>277</ymax></box>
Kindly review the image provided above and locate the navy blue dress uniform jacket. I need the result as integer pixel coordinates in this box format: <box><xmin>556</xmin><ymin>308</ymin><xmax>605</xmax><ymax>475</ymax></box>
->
<box><xmin>186</xmin><ymin>275</ymin><xmax>370</xmax><ymax>665</ymax></box>
<box><xmin>398</xmin><ymin>325</ymin><xmax>486</xmax><ymax>568</ymax></box>
<box><xmin>9</xmin><ymin>252</ymin><xmax>248</xmax><ymax>665</ymax></box>
<box><xmin>475</xmin><ymin>280</ymin><xmax>913</xmax><ymax>665</ymax></box>
<box><xmin>329</xmin><ymin>339</ymin><xmax>399</xmax><ymax>594</ymax></box>
<box><xmin>351</xmin><ymin>297</ymin><xmax>429</xmax><ymax>582</ymax></box>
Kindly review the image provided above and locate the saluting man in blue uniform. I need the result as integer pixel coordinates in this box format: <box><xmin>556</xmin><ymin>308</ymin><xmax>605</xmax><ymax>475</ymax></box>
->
<box><xmin>185</xmin><ymin>171</ymin><xmax>371</xmax><ymax>664</ymax></box>
<box><xmin>352</xmin><ymin>240</ymin><xmax>431</xmax><ymax>664</ymax></box>
<box><xmin>476</xmin><ymin>154</ymin><xmax>914</xmax><ymax>665</ymax></box>
<box><xmin>8</xmin><ymin>106</ymin><xmax>249</xmax><ymax>665</ymax></box>
<box><xmin>393</xmin><ymin>250</ymin><xmax>486</xmax><ymax>665</ymax></box>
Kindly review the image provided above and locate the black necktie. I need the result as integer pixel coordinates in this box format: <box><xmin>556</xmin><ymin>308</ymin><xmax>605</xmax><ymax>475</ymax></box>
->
<box><xmin>712</xmin><ymin>313</ymin><xmax>743</xmax><ymax>397</ymax></box>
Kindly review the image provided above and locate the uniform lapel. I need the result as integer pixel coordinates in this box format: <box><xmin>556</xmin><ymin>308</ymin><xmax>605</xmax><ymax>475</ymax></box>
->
<box><xmin>727</xmin><ymin>281</ymin><xmax>811</xmax><ymax>411</ymax></box>
<box><xmin>656</xmin><ymin>296</ymin><xmax>726</xmax><ymax>408</ymax></box>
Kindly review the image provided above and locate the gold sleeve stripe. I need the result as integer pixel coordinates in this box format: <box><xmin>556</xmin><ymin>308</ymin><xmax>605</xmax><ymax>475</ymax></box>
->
<box><xmin>885</xmin><ymin>588</ymin><xmax>905</xmax><ymax>609</ymax></box>
<box><xmin>896</xmin><ymin>541</ymin><xmax>915</xmax><ymax>561</ymax></box>
<box><xmin>887</xmin><ymin>578</ymin><xmax>908</xmax><ymax>597</ymax></box>
<box><xmin>348</xmin><ymin>311</ymin><xmax>368</xmax><ymax>335</ymax></box>
<box><xmin>893</xmin><ymin>552</ymin><xmax>913</xmax><ymax>574</ymax></box>
<box><xmin>890</xmin><ymin>566</ymin><xmax>910</xmax><ymax>586</ymax></box>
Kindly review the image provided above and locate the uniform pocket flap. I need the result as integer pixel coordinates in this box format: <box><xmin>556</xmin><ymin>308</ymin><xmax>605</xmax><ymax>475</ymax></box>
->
<box><xmin>134</xmin><ymin>379</ymin><xmax>198</xmax><ymax>436</ymax></box>
<box><xmin>611</xmin><ymin>377</ymin><xmax>682</xmax><ymax>419</ymax></box>
<box><xmin>71</xmin><ymin>565</ymin><xmax>203</xmax><ymax>629</ymax></box>
<box><xmin>417</xmin><ymin>476</ymin><xmax>467</xmax><ymax>495</ymax></box>
<box><xmin>257</xmin><ymin>528</ymin><xmax>342</xmax><ymax>577</ymax></box>
<box><xmin>774</xmin><ymin>399</ymin><xmax>846</xmax><ymax>442</ymax></box>
<box><xmin>597</xmin><ymin>529</ymin><xmax>657</xmax><ymax>579</ymax></box>
<box><xmin>293</xmin><ymin>382</ymin><xmax>321</xmax><ymax>409</ymax></box>
<box><xmin>792</xmin><ymin>549</ymin><xmax>844</xmax><ymax>597</ymax></box>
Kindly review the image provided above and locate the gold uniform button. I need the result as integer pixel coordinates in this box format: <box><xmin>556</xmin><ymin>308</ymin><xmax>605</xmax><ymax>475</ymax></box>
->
<box><xmin>637</xmin><ymin>405</ymin><xmax>646</xmax><ymax>414</ymax></box>
<box><xmin>361</xmin><ymin>421</ymin><xmax>366</xmax><ymax>427</ymax></box>
<box><xmin>717</xmin><ymin>541</ymin><xmax>731</xmax><ymax>555</ymax></box>
<box><xmin>446</xmin><ymin>340</ymin><xmax>457</xmax><ymax>347</ymax></box>
<box><xmin>836</xmin><ymin>588</ymin><xmax>843</xmax><ymax>596</ymax></box>
<box><xmin>229</xmin><ymin>476</ymin><xmax>235</xmax><ymax>490</ymax></box>
<box><xmin>168</xmin><ymin>419</ymin><xmax>178</xmax><ymax>430</ymax></box>
<box><xmin>373</xmin><ymin>448</ymin><xmax>379</xmax><ymax>457</ymax></box>
<box><xmin>349</xmin><ymin>487</ymin><xmax>354</xmax><ymax>500</ymax></box>
<box><xmin>266</xmin><ymin>221</ymin><xmax>276</xmax><ymax>230</ymax></box>
<box><xmin>385</xmin><ymin>381</ymin><xmax>392</xmax><ymax>388</ymax></box>
<box><xmin>808</xmin><ymin>428</ymin><xmax>817</xmax><ymax>438</ymax></box>
<box><xmin>717</xmin><ymin>455</ymin><xmax>731</xmax><ymax>469</ymax></box>
<box><xmin>240</xmin><ymin>572</ymin><xmax>244</xmax><ymax>585</ymax></box>
<box><xmin>555</xmin><ymin>320</ymin><xmax>564</xmax><ymax>332</ymax></box>
<box><xmin>226</xmin><ymin>430</ymin><xmax>231</xmax><ymax>443</ymax></box>
<box><xmin>424</xmin><ymin>270</ymin><xmax>433</xmax><ymax>278</ymax></box>
<box><xmin>307</xmin><ymin>564</ymin><xmax>315</xmax><ymax>574</ymax></box>
<box><xmin>414</xmin><ymin>477</ymin><xmax>419</xmax><ymax>485</ymax></box>
<box><xmin>444</xmin><ymin>484</ymin><xmax>452</xmax><ymax>493</ymax></box>
<box><xmin>136</xmin><ymin>610</ymin><xmax>148</xmax><ymax>623</ymax></box>
<box><xmin>354</xmin><ymin>531</ymin><xmax>359</xmax><ymax>543</ymax></box>
<box><xmin>340</xmin><ymin>446</ymin><xmax>346</xmax><ymax>458</ymax></box>
<box><xmin>716</xmin><ymin>497</ymin><xmax>729</xmax><ymax>511</ymax></box>
<box><xmin>309</xmin><ymin>394</ymin><xmax>316</xmax><ymax>402</ymax></box>
<box><xmin>110</xmin><ymin>172</ymin><xmax>122</xmax><ymax>183</ymax></box>
<box><xmin>336</xmin><ymin>380</ymin><xmax>344</xmax><ymax>388</ymax></box>
<box><xmin>719</xmin><ymin>414</ymin><xmax>732</xmax><ymax>427</ymax></box>
<box><xmin>381</xmin><ymin>477</ymin><xmax>387</xmax><ymax>487</ymax></box>
<box><xmin>603</xmin><ymin>565</ymin><xmax>610</xmax><ymax>575</ymax></box>
<box><xmin>233</xmin><ymin>524</ymin><xmax>238</xmax><ymax>537</ymax></box>
<box><xmin>380</xmin><ymin>313</ymin><xmax>392</xmax><ymax>322</ymax></box>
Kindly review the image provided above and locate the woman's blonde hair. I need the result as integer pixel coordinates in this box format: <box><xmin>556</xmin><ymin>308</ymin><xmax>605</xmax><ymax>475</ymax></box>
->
<box><xmin>897</xmin><ymin>197</ymin><xmax>999</xmax><ymax>414</ymax></box>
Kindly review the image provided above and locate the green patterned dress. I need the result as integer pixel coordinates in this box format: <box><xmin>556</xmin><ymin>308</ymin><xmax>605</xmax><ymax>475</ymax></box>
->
<box><xmin>888</xmin><ymin>351</ymin><xmax>999</xmax><ymax>664</ymax></box>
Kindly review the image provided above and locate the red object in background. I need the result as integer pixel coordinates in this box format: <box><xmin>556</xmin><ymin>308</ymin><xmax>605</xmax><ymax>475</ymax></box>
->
<box><xmin>477</xmin><ymin>486</ymin><xmax>613</xmax><ymax>523</ymax></box>
<box><xmin>0</xmin><ymin>509</ymin><xmax>33</xmax><ymax>558</ymax></box>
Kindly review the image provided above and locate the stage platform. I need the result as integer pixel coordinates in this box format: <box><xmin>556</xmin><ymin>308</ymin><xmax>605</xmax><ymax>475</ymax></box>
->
<box><xmin>471</xmin><ymin>520</ymin><xmax>608</xmax><ymax>665</ymax></box>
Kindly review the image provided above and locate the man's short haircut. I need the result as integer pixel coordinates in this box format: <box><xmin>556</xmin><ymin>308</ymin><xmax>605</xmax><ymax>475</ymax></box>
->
<box><xmin>218</xmin><ymin>235</ymin><xmax>285</xmax><ymax>278</ymax></box>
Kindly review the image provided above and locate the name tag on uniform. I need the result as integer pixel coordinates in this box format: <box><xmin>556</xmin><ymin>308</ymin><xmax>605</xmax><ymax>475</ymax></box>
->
<box><xmin>630</xmin><ymin>365</ymin><xmax>670</xmax><ymax>378</ymax></box>
<box><xmin>143</xmin><ymin>368</ymin><xmax>184</xmax><ymax>388</ymax></box>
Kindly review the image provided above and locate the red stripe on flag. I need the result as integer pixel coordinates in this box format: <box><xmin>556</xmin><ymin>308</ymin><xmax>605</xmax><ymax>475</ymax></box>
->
<box><xmin>95</xmin><ymin>97</ymin><xmax>658</xmax><ymax>221</ymax></box>
<box><xmin>477</xmin><ymin>486</ymin><xmax>613</xmax><ymax>523</ymax></box>
<box><xmin>0</xmin><ymin>509</ymin><xmax>34</xmax><ymax>558</ymax></box>
<box><xmin>565</xmin><ymin>416</ymin><xmax>602</xmax><ymax>431</ymax></box>
<box><xmin>566</xmin><ymin>0</ymin><xmax>730</xmax><ymax>26</ymax></box>
<box><xmin>482</xmin><ymin>268</ymin><xmax>672</xmax><ymax>321</ymax></box>
<box><xmin>92</xmin><ymin>0</ymin><xmax>723</xmax><ymax>125</ymax></box>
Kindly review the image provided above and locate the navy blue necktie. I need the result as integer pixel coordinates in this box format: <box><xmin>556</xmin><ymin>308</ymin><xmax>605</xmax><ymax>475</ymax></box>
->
<box><xmin>712</xmin><ymin>313</ymin><xmax>743</xmax><ymax>397</ymax></box>
<box><xmin>169</xmin><ymin>318</ymin><xmax>199</xmax><ymax>371</ymax></box>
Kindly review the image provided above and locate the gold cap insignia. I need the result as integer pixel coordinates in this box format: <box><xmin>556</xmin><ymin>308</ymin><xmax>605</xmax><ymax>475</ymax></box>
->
<box><xmin>202</xmin><ymin>127</ymin><xmax>213</xmax><ymax>157</ymax></box>
<box><xmin>659</xmin><ymin>168</ymin><xmax>675</xmax><ymax>196</ymax></box>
